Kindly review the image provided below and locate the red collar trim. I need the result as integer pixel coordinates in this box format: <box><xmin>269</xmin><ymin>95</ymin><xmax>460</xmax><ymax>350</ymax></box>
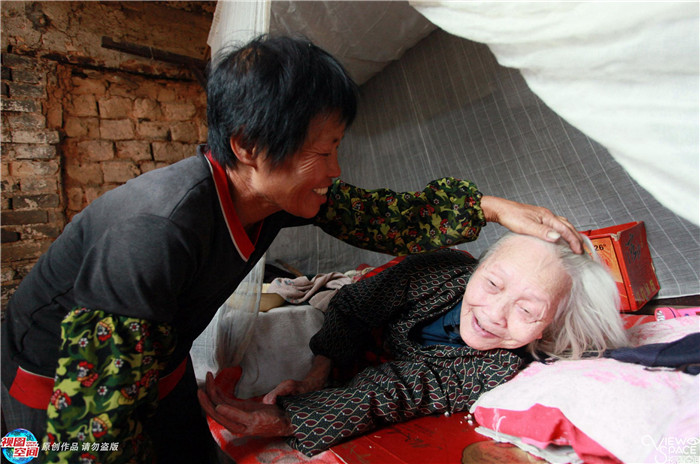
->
<box><xmin>205</xmin><ymin>151</ymin><xmax>261</xmax><ymax>261</ymax></box>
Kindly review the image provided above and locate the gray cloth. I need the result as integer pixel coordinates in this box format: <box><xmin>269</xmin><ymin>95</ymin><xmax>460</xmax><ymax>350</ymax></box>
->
<box><xmin>268</xmin><ymin>272</ymin><xmax>353</xmax><ymax>311</ymax></box>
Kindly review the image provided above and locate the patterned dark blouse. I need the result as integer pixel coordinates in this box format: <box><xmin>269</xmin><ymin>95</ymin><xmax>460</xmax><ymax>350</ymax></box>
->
<box><xmin>280</xmin><ymin>249</ymin><xmax>527</xmax><ymax>456</ymax></box>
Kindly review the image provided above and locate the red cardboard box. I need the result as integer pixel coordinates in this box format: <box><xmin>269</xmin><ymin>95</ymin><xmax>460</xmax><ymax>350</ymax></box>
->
<box><xmin>582</xmin><ymin>221</ymin><xmax>660</xmax><ymax>311</ymax></box>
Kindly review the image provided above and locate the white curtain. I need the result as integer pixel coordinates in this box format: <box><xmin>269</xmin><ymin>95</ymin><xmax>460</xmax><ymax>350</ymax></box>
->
<box><xmin>191</xmin><ymin>0</ymin><xmax>272</xmax><ymax>384</ymax></box>
<box><xmin>207</xmin><ymin>0</ymin><xmax>271</xmax><ymax>57</ymax></box>
<box><xmin>411</xmin><ymin>1</ymin><xmax>699</xmax><ymax>226</ymax></box>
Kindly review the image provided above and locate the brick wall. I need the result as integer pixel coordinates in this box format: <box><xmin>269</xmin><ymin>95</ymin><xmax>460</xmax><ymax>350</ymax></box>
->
<box><xmin>1</xmin><ymin>2</ymin><xmax>212</xmax><ymax>313</ymax></box>
<box><xmin>2</xmin><ymin>53</ymin><xmax>62</xmax><ymax>308</ymax></box>
<box><xmin>60</xmin><ymin>67</ymin><xmax>207</xmax><ymax>217</ymax></box>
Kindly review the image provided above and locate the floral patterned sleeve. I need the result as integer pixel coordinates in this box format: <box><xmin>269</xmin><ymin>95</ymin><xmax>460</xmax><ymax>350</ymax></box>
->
<box><xmin>314</xmin><ymin>177</ymin><xmax>485</xmax><ymax>255</ymax></box>
<box><xmin>43</xmin><ymin>307</ymin><xmax>176</xmax><ymax>464</ymax></box>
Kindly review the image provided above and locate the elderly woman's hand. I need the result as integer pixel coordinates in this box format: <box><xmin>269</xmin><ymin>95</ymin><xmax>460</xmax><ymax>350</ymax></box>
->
<box><xmin>480</xmin><ymin>196</ymin><xmax>584</xmax><ymax>254</ymax></box>
<box><xmin>262</xmin><ymin>354</ymin><xmax>332</xmax><ymax>405</ymax></box>
<box><xmin>197</xmin><ymin>372</ymin><xmax>293</xmax><ymax>437</ymax></box>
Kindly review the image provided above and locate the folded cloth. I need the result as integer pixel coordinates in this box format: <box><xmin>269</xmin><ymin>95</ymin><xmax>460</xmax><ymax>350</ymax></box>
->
<box><xmin>268</xmin><ymin>272</ymin><xmax>353</xmax><ymax>311</ymax></box>
<box><xmin>604</xmin><ymin>332</ymin><xmax>700</xmax><ymax>374</ymax></box>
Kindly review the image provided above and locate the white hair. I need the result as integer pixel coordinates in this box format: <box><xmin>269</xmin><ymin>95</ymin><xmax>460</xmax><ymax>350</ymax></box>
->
<box><xmin>479</xmin><ymin>232</ymin><xmax>629</xmax><ymax>360</ymax></box>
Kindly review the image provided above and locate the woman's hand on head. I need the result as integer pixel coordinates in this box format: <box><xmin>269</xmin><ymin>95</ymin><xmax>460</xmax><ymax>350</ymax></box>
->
<box><xmin>480</xmin><ymin>196</ymin><xmax>583</xmax><ymax>254</ymax></box>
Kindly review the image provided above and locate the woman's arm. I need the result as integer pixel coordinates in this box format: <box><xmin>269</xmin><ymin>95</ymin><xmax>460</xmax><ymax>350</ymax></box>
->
<box><xmin>314</xmin><ymin>178</ymin><xmax>583</xmax><ymax>255</ymax></box>
<box><xmin>315</xmin><ymin>177</ymin><xmax>485</xmax><ymax>255</ymax></box>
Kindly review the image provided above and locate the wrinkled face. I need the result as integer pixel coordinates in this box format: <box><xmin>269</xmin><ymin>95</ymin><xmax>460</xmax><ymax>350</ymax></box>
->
<box><xmin>256</xmin><ymin>114</ymin><xmax>346</xmax><ymax>219</ymax></box>
<box><xmin>460</xmin><ymin>235</ymin><xmax>571</xmax><ymax>350</ymax></box>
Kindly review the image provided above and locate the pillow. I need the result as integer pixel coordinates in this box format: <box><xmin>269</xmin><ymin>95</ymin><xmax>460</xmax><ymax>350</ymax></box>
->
<box><xmin>470</xmin><ymin>317</ymin><xmax>700</xmax><ymax>463</ymax></box>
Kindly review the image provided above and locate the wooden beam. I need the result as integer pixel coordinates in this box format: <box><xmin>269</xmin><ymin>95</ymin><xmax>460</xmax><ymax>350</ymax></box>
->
<box><xmin>101</xmin><ymin>36</ymin><xmax>207</xmax><ymax>88</ymax></box>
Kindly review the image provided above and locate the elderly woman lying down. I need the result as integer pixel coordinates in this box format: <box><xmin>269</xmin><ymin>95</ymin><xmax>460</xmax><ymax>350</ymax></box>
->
<box><xmin>198</xmin><ymin>233</ymin><xmax>629</xmax><ymax>456</ymax></box>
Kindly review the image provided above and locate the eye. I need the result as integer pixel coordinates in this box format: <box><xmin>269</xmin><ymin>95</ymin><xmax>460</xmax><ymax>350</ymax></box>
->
<box><xmin>518</xmin><ymin>306</ymin><xmax>531</xmax><ymax>315</ymax></box>
<box><xmin>483</xmin><ymin>278</ymin><xmax>500</xmax><ymax>293</ymax></box>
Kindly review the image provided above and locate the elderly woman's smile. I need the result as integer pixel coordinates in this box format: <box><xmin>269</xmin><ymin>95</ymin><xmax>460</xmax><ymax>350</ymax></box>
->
<box><xmin>460</xmin><ymin>234</ymin><xmax>572</xmax><ymax>350</ymax></box>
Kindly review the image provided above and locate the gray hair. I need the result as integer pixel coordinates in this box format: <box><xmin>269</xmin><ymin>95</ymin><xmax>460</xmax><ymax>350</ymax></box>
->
<box><xmin>479</xmin><ymin>232</ymin><xmax>629</xmax><ymax>360</ymax></box>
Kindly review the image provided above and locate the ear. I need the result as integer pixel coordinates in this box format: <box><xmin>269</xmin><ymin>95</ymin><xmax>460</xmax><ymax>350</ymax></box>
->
<box><xmin>229</xmin><ymin>134</ymin><xmax>258</xmax><ymax>168</ymax></box>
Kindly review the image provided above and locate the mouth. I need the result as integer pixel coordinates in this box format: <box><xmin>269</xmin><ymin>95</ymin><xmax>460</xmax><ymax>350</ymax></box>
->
<box><xmin>313</xmin><ymin>187</ymin><xmax>328</xmax><ymax>196</ymax></box>
<box><xmin>472</xmin><ymin>314</ymin><xmax>498</xmax><ymax>338</ymax></box>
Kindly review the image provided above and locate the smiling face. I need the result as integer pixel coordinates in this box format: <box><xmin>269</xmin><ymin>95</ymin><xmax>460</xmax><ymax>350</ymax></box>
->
<box><xmin>460</xmin><ymin>235</ymin><xmax>572</xmax><ymax>351</ymax></box>
<box><xmin>252</xmin><ymin>113</ymin><xmax>346</xmax><ymax>219</ymax></box>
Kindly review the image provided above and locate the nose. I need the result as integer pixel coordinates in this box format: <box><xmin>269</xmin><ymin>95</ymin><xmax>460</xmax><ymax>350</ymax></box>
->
<box><xmin>327</xmin><ymin>151</ymin><xmax>341</xmax><ymax>178</ymax></box>
<box><xmin>486</xmin><ymin>299</ymin><xmax>510</xmax><ymax>327</ymax></box>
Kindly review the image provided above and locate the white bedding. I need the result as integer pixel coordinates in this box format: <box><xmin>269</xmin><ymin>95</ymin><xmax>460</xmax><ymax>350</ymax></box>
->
<box><xmin>234</xmin><ymin>304</ymin><xmax>324</xmax><ymax>399</ymax></box>
<box><xmin>411</xmin><ymin>2</ymin><xmax>700</xmax><ymax>226</ymax></box>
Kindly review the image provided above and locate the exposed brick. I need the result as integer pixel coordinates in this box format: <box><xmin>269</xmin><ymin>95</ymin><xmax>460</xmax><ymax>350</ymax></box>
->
<box><xmin>9</xmin><ymin>144</ymin><xmax>57</xmax><ymax>160</ymax></box>
<box><xmin>157</xmin><ymin>86</ymin><xmax>178</xmax><ymax>102</ymax></box>
<box><xmin>137</xmin><ymin>121</ymin><xmax>169</xmax><ymax>139</ymax></box>
<box><xmin>98</xmin><ymin>96</ymin><xmax>132</xmax><ymax>119</ymax></box>
<box><xmin>46</xmin><ymin>210</ymin><xmax>66</xmax><ymax>225</ymax></box>
<box><xmin>116</xmin><ymin>140</ymin><xmax>151</xmax><ymax>161</ymax></box>
<box><xmin>197</xmin><ymin>120</ymin><xmax>208</xmax><ymax>143</ymax></box>
<box><xmin>64</xmin><ymin>117</ymin><xmax>99</xmax><ymax>138</ymax></box>
<box><xmin>11</xmin><ymin>160</ymin><xmax>60</xmax><ymax>177</ymax></box>
<box><xmin>133</xmin><ymin>98</ymin><xmax>161</xmax><ymax>120</ymax></box>
<box><xmin>12</xmin><ymin>129</ymin><xmax>60</xmax><ymax>145</ymax></box>
<box><xmin>100</xmin><ymin>119</ymin><xmax>134</xmax><ymax>140</ymax></box>
<box><xmin>1</xmin><ymin>266</ymin><xmax>17</xmax><ymax>281</ymax></box>
<box><xmin>1</xmin><ymin>229</ymin><xmax>20</xmax><ymax>243</ymax></box>
<box><xmin>85</xmin><ymin>186</ymin><xmax>109</xmax><ymax>205</ymax></box>
<box><xmin>12</xmin><ymin>69</ymin><xmax>45</xmax><ymax>85</ymax></box>
<box><xmin>161</xmin><ymin>102</ymin><xmax>196</xmax><ymax>121</ymax></box>
<box><xmin>1</xmin><ymin>240</ymin><xmax>52</xmax><ymax>262</ymax></box>
<box><xmin>20</xmin><ymin>224</ymin><xmax>62</xmax><ymax>239</ymax></box>
<box><xmin>18</xmin><ymin>177</ymin><xmax>57</xmax><ymax>195</ymax></box>
<box><xmin>1</xmin><ymin>210</ymin><xmax>48</xmax><ymax>225</ymax></box>
<box><xmin>66</xmin><ymin>187</ymin><xmax>84</xmax><ymax>211</ymax></box>
<box><xmin>102</xmin><ymin>160</ymin><xmax>140</xmax><ymax>183</ymax></box>
<box><xmin>1</xmin><ymin>286</ymin><xmax>17</xmax><ymax>313</ymax></box>
<box><xmin>5</xmin><ymin>112</ymin><xmax>47</xmax><ymax>130</ymax></box>
<box><xmin>140</xmin><ymin>161</ymin><xmax>169</xmax><ymax>173</ymax></box>
<box><xmin>7</xmin><ymin>82</ymin><xmax>46</xmax><ymax>98</ymax></box>
<box><xmin>152</xmin><ymin>141</ymin><xmax>190</xmax><ymax>163</ymax></box>
<box><xmin>170</xmin><ymin>121</ymin><xmax>198</xmax><ymax>143</ymax></box>
<box><xmin>1</xmin><ymin>179</ymin><xmax>17</xmax><ymax>196</ymax></box>
<box><xmin>1</xmin><ymin>98</ymin><xmax>41</xmax><ymax>113</ymax></box>
<box><xmin>46</xmin><ymin>93</ymin><xmax>63</xmax><ymax>129</ymax></box>
<box><xmin>77</xmin><ymin>140</ymin><xmax>114</xmax><ymax>161</ymax></box>
<box><xmin>71</xmin><ymin>76</ymin><xmax>108</xmax><ymax>96</ymax></box>
<box><xmin>66</xmin><ymin>94</ymin><xmax>98</xmax><ymax>117</ymax></box>
<box><xmin>2</xmin><ymin>54</ymin><xmax>36</xmax><ymax>69</ymax></box>
<box><xmin>13</xmin><ymin>194</ymin><xmax>60</xmax><ymax>210</ymax></box>
<box><xmin>65</xmin><ymin>161</ymin><xmax>103</xmax><ymax>185</ymax></box>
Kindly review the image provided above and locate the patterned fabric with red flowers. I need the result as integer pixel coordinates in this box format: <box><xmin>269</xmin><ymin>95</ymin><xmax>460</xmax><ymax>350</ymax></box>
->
<box><xmin>43</xmin><ymin>307</ymin><xmax>176</xmax><ymax>464</ymax></box>
<box><xmin>315</xmin><ymin>177</ymin><xmax>485</xmax><ymax>255</ymax></box>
